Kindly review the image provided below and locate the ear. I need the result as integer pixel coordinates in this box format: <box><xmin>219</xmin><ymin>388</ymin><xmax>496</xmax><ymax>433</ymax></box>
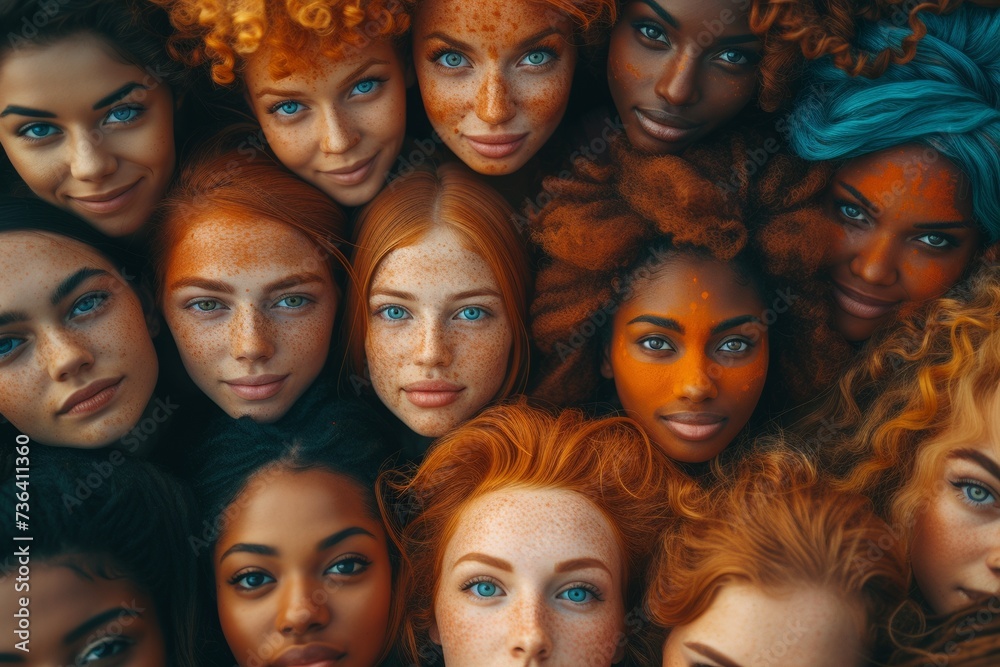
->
<box><xmin>600</xmin><ymin>341</ymin><xmax>614</xmax><ymax>380</ymax></box>
<box><xmin>612</xmin><ymin>637</ymin><xmax>626</xmax><ymax>664</ymax></box>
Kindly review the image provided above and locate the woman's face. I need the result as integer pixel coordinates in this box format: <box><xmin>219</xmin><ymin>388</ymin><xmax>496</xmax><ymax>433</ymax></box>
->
<box><xmin>365</xmin><ymin>225</ymin><xmax>514</xmax><ymax>437</ymax></box>
<box><xmin>823</xmin><ymin>144</ymin><xmax>979</xmax><ymax>342</ymax></box>
<box><xmin>602</xmin><ymin>254</ymin><xmax>768</xmax><ymax>462</ymax></box>
<box><xmin>910</xmin><ymin>402</ymin><xmax>1000</xmax><ymax>614</ymax></box>
<box><xmin>412</xmin><ymin>0</ymin><xmax>578</xmax><ymax>175</ymax></box>
<box><xmin>607</xmin><ymin>0</ymin><xmax>761</xmax><ymax>155</ymax></box>
<box><xmin>244</xmin><ymin>40</ymin><xmax>407</xmax><ymax>207</ymax></box>
<box><xmin>0</xmin><ymin>33</ymin><xmax>176</xmax><ymax>237</ymax></box>
<box><xmin>661</xmin><ymin>581</ymin><xmax>866</xmax><ymax>667</ymax></box>
<box><xmin>162</xmin><ymin>214</ymin><xmax>337</xmax><ymax>423</ymax></box>
<box><xmin>433</xmin><ymin>488</ymin><xmax>626</xmax><ymax>667</ymax></box>
<box><xmin>0</xmin><ymin>560</ymin><xmax>166</xmax><ymax>666</ymax></box>
<box><xmin>0</xmin><ymin>231</ymin><xmax>158</xmax><ymax>447</ymax></box>
<box><xmin>214</xmin><ymin>468</ymin><xmax>393</xmax><ymax>667</ymax></box>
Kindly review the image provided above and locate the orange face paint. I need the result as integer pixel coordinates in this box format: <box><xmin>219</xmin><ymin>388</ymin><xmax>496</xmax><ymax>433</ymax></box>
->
<box><xmin>824</xmin><ymin>144</ymin><xmax>979</xmax><ymax>342</ymax></box>
<box><xmin>601</xmin><ymin>254</ymin><xmax>768</xmax><ymax>462</ymax></box>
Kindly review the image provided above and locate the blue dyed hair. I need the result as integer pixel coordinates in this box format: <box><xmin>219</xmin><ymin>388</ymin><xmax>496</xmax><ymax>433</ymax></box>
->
<box><xmin>787</xmin><ymin>5</ymin><xmax>1000</xmax><ymax>242</ymax></box>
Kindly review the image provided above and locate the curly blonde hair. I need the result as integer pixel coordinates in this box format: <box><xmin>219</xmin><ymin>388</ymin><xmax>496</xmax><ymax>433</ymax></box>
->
<box><xmin>153</xmin><ymin>0</ymin><xmax>410</xmax><ymax>84</ymax></box>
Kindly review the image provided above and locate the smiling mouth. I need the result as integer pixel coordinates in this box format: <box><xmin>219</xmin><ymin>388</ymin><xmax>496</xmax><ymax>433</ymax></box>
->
<box><xmin>463</xmin><ymin>133</ymin><xmax>528</xmax><ymax>159</ymax></box>
<box><xmin>633</xmin><ymin>108</ymin><xmax>702</xmax><ymax>144</ymax></box>
<box><xmin>831</xmin><ymin>281</ymin><xmax>900</xmax><ymax>320</ymax></box>
<box><xmin>319</xmin><ymin>153</ymin><xmax>379</xmax><ymax>186</ymax></box>
<box><xmin>68</xmin><ymin>179</ymin><xmax>142</xmax><ymax>215</ymax></box>
<box><xmin>659</xmin><ymin>413</ymin><xmax>727</xmax><ymax>441</ymax></box>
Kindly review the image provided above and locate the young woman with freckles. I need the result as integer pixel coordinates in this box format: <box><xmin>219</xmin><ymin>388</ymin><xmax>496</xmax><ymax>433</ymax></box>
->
<box><xmin>0</xmin><ymin>197</ymin><xmax>160</xmax><ymax>451</ymax></box>
<box><xmin>795</xmin><ymin>265</ymin><xmax>1000</xmax><ymax>619</ymax></box>
<box><xmin>529</xmin><ymin>139</ymin><xmax>779</xmax><ymax>464</ymax></box>
<box><xmin>381</xmin><ymin>401</ymin><xmax>690</xmax><ymax>667</ymax></box>
<box><xmin>153</xmin><ymin>141</ymin><xmax>350</xmax><ymax>425</ymax></box>
<box><xmin>153</xmin><ymin>0</ymin><xmax>410</xmax><ymax>208</ymax></box>
<box><xmin>189</xmin><ymin>393</ymin><xmax>402</xmax><ymax>667</ymax></box>
<box><xmin>753</xmin><ymin>3</ymin><xmax>1000</xmax><ymax>400</ymax></box>
<box><xmin>343</xmin><ymin>163</ymin><xmax>531</xmax><ymax>453</ymax></box>
<box><xmin>604</xmin><ymin>0</ymin><xmax>958</xmax><ymax>156</ymax></box>
<box><xmin>0</xmin><ymin>447</ymin><xmax>199</xmax><ymax>667</ymax></box>
<box><xmin>647</xmin><ymin>445</ymin><xmax>908</xmax><ymax>666</ymax></box>
<box><xmin>0</xmin><ymin>0</ymin><xmax>189</xmax><ymax>238</ymax></box>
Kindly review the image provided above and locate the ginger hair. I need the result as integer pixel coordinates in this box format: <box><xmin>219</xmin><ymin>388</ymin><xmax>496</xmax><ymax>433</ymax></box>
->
<box><xmin>647</xmin><ymin>444</ymin><xmax>908</xmax><ymax>659</ymax></box>
<box><xmin>153</xmin><ymin>0</ymin><xmax>410</xmax><ymax>85</ymax></box>
<box><xmin>794</xmin><ymin>265</ymin><xmax>1000</xmax><ymax>551</ymax></box>
<box><xmin>747</xmin><ymin>0</ymin><xmax>961</xmax><ymax>111</ymax></box>
<box><xmin>380</xmin><ymin>400</ymin><xmax>693</xmax><ymax>666</ymax></box>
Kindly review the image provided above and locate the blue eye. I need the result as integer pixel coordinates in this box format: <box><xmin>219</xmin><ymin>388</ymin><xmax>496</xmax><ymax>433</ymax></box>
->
<box><xmin>838</xmin><ymin>203</ymin><xmax>867</xmax><ymax>222</ymax></box>
<box><xmin>78</xmin><ymin>637</ymin><xmax>133</xmax><ymax>664</ymax></box>
<box><xmin>276</xmin><ymin>295</ymin><xmax>308</xmax><ymax>308</ymax></box>
<box><xmin>635</xmin><ymin>22</ymin><xmax>667</xmax><ymax>44</ymax></box>
<box><xmin>0</xmin><ymin>338</ymin><xmax>25</xmax><ymax>359</ymax></box>
<box><xmin>520</xmin><ymin>50</ymin><xmax>554</xmax><ymax>66</ymax></box>
<box><xmin>456</xmin><ymin>306</ymin><xmax>485</xmax><ymax>321</ymax></box>
<box><xmin>473</xmin><ymin>581</ymin><xmax>497</xmax><ymax>597</ymax></box>
<box><xmin>718</xmin><ymin>49</ymin><xmax>750</xmax><ymax>65</ymax></box>
<box><xmin>231</xmin><ymin>570</ymin><xmax>275</xmax><ymax>590</ymax></box>
<box><xmin>955</xmin><ymin>481</ymin><xmax>996</xmax><ymax>507</ymax></box>
<box><xmin>351</xmin><ymin>79</ymin><xmax>380</xmax><ymax>96</ymax></box>
<box><xmin>558</xmin><ymin>586</ymin><xmax>596</xmax><ymax>603</ymax></box>
<box><xmin>916</xmin><ymin>233</ymin><xmax>956</xmax><ymax>249</ymax></box>
<box><xmin>19</xmin><ymin>122</ymin><xmax>60</xmax><ymax>139</ymax></box>
<box><xmin>71</xmin><ymin>292</ymin><xmax>108</xmax><ymax>317</ymax></box>
<box><xmin>436</xmin><ymin>51</ymin><xmax>469</xmax><ymax>68</ymax></box>
<box><xmin>326</xmin><ymin>556</ymin><xmax>371</xmax><ymax>576</ymax></box>
<box><xmin>379</xmin><ymin>305</ymin><xmax>409</xmax><ymax>321</ymax></box>
<box><xmin>105</xmin><ymin>105</ymin><xmax>143</xmax><ymax>124</ymax></box>
<box><xmin>271</xmin><ymin>101</ymin><xmax>304</xmax><ymax>116</ymax></box>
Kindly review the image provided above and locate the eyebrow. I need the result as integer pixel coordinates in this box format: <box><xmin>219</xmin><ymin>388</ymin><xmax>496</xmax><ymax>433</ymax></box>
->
<box><xmin>0</xmin><ymin>105</ymin><xmax>56</xmax><ymax>119</ymax></box>
<box><xmin>0</xmin><ymin>311</ymin><xmax>29</xmax><ymax>327</ymax></box>
<box><xmin>220</xmin><ymin>526</ymin><xmax>377</xmax><ymax>563</ymax></box>
<box><xmin>685</xmin><ymin>642</ymin><xmax>745</xmax><ymax>667</ymax></box>
<box><xmin>341</xmin><ymin>58</ymin><xmax>389</xmax><ymax>87</ymax></box>
<box><xmin>837</xmin><ymin>181</ymin><xmax>879</xmax><ymax>213</ymax></box>
<box><xmin>554</xmin><ymin>557</ymin><xmax>613</xmax><ymax>577</ymax></box>
<box><xmin>219</xmin><ymin>542</ymin><xmax>278</xmax><ymax>562</ymax></box>
<box><xmin>263</xmin><ymin>272</ymin><xmax>326</xmax><ymax>294</ymax></box>
<box><xmin>318</xmin><ymin>526</ymin><xmax>377</xmax><ymax>551</ymax></box>
<box><xmin>626</xmin><ymin>314</ymin><xmax>684</xmax><ymax>333</ymax></box>
<box><xmin>52</xmin><ymin>268</ymin><xmax>111</xmax><ymax>306</ymax></box>
<box><xmin>168</xmin><ymin>277</ymin><xmax>235</xmax><ymax>293</ymax></box>
<box><xmin>370</xmin><ymin>288</ymin><xmax>501</xmax><ymax>301</ymax></box>
<box><xmin>454</xmin><ymin>552</ymin><xmax>513</xmax><ymax>572</ymax></box>
<box><xmin>912</xmin><ymin>221</ymin><xmax>974</xmax><ymax>230</ymax></box>
<box><xmin>638</xmin><ymin>0</ymin><xmax>678</xmax><ymax>28</ymax></box>
<box><xmin>92</xmin><ymin>82</ymin><xmax>147</xmax><ymax>110</ymax></box>
<box><xmin>254</xmin><ymin>86</ymin><xmax>308</xmax><ymax>99</ymax></box>
<box><xmin>64</xmin><ymin>607</ymin><xmax>141</xmax><ymax>645</ymax></box>
<box><xmin>711</xmin><ymin>315</ymin><xmax>761</xmax><ymax>335</ymax></box>
<box><xmin>949</xmin><ymin>448</ymin><xmax>1000</xmax><ymax>484</ymax></box>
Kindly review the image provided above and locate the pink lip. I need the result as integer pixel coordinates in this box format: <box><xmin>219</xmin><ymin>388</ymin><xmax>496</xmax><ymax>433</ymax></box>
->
<box><xmin>659</xmin><ymin>412</ymin><xmax>727</xmax><ymax>442</ymax></box>
<box><xmin>633</xmin><ymin>108</ymin><xmax>702</xmax><ymax>144</ymax></box>
<box><xmin>68</xmin><ymin>179</ymin><xmax>142</xmax><ymax>215</ymax></box>
<box><xmin>271</xmin><ymin>643</ymin><xmax>346</xmax><ymax>667</ymax></box>
<box><xmin>463</xmin><ymin>133</ymin><xmax>528</xmax><ymax>159</ymax></box>
<box><xmin>319</xmin><ymin>153</ymin><xmax>379</xmax><ymax>186</ymax></box>
<box><xmin>223</xmin><ymin>374</ymin><xmax>289</xmax><ymax>401</ymax></box>
<box><xmin>58</xmin><ymin>377</ymin><xmax>124</xmax><ymax>416</ymax></box>
<box><xmin>403</xmin><ymin>380</ymin><xmax>465</xmax><ymax>408</ymax></box>
<box><xmin>831</xmin><ymin>280</ymin><xmax>900</xmax><ymax>320</ymax></box>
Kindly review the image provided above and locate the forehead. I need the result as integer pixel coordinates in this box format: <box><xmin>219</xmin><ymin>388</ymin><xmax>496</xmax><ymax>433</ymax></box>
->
<box><xmin>0</xmin><ymin>231</ymin><xmax>116</xmax><ymax>281</ymax></box>
<box><xmin>623</xmin><ymin>0</ymin><xmax>752</xmax><ymax>29</ymax></box>
<box><xmin>370</xmin><ymin>226</ymin><xmax>499</xmax><ymax>290</ymax></box>
<box><xmin>414</xmin><ymin>0</ymin><xmax>574</xmax><ymax>39</ymax></box>
<box><xmin>243</xmin><ymin>39</ymin><xmax>401</xmax><ymax>90</ymax></box>
<box><xmin>165</xmin><ymin>215</ymin><xmax>324</xmax><ymax>276</ymax></box>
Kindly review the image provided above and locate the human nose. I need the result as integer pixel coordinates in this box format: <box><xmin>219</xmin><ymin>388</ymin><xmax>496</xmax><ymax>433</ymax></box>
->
<box><xmin>275</xmin><ymin>574</ymin><xmax>331</xmax><ymax>636</ymax></box>
<box><xmin>230</xmin><ymin>306</ymin><xmax>276</xmax><ymax>362</ymax></box>
<box><xmin>675</xmin><ymin>353</ymin><xmax>718</xmax><ymax>403</ymax></box>
<box><xmin>68</xmin><ymin>131</ymin><xmax>118</xmax><ymax>182</ymax></box>
<box><xmin>320</xmin><ymin>107</ymin><xmax>361</xmax><ymax>155</ymax></box>
<box><xmin>475</xmin><ymin>68</ymin><xmax>517</xmax><ymax>125</ymax></box>
<box><xmin>654</xmin><ymin>50</ymin><xmax>701</xmax><ymax>108</ymax></box>
<box><xmin>508</xmin><ymin>595</ymin><xmax>553</xmax><ymax>660</ymax></box>
<box><xmin>414</xmin><ymin>319</ymin><xmax>452</xmax><ymax>368</ymax></box>
<box><xmin>848</xmin><ymin>234</ymin><xmax>899</xmax><ymax>287</ymax></box>
<box><xmin>42</xmin><ymin>328</ymin><xmax>96</xmax><ymax>381</ymax></box>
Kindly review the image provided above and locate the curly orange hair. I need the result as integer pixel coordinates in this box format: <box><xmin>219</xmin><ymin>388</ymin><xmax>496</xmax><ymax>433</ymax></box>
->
<box><xmin>748</xmin><ymin>0</ymin><xmax>962</xmax><ymax>111</ymax></box>
<box><xmin>380</xmin><ymin>400</ymin><xmax>693</xmax><ymax>666</ymax></box>
<box><xmin>793</xmin><ymin>265</ymin><xmax>1000</xmax><ymax>542</ymax></box>
<box><xmin>647</xmin><ymin>444</ymin><xmax>908</xmax><ymax>659</ymax></box>
<box><xmin>153</xmin><ymin>0</ymin><xmax>410</xmax><ymax>85</ymax></box>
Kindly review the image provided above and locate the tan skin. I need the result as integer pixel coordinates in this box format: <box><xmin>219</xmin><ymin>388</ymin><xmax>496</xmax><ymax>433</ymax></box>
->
<box><xmin>823</xmin><ymin>144</ymin><xmax>979</xmax><ymax>342</ymax></box>
<box><xmin>601</xmin><ymin>254</ymin><xmax>768</xmax><ymax>463</ymax></box>
<box><xmin>214</xmin><ymin>467</ymin><xmax>393</xmax><ymax>667</ymax></box>
<box><xmin>607</xmin><ymin>0</ymin><xmax>761</xmax><ymax>155</ymax></box>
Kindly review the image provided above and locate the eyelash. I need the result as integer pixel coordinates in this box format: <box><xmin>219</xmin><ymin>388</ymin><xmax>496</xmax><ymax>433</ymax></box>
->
<box><xmin>556</xmin><ymin>582</ymin><xmax>604</xmax><ymax>603</ymax></box>
<box><xmin>325</xmin><ymin>554</ymin><xmax>373</xmax><ymax>577</ymax></box>
<box><xmin>952</xmin><ymin>478</ymin><xmax>998</xmax><ymax>508</ymax></box>
<box><xmin>76</xmin><ymin>634</ymin><xmax>135</xmax><ymax>664</ymax></box>
<box><xmin>429</xmin><ymin>46</ymin><xmax>559</xmax><ymax>69</ymax></box>
<box><xmin>836</xmin><ymin>200</ymin><xmax>961</xmax><ymax>249</ymax></box>
<box><xmin>16</xmin><ymin>103</ymin><xmax>146</xmax><ymax>143</ymax></box>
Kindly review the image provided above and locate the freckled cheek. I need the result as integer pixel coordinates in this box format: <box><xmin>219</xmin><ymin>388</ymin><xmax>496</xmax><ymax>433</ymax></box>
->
<box><xmin>518</xmin><ymin>70</ymin><xmax>573</xmax><ymax>128</ymax></box>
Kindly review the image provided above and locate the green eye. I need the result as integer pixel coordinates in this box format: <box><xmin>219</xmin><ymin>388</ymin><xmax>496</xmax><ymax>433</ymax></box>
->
<box><xmin>277</xmin><ymin>295</ymin><xmax>307</xmax><ymax>308</ymax></box>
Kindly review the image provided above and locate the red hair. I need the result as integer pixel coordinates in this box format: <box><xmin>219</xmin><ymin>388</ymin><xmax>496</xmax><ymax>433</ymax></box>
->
<box><xmin>153</xmin><ymin>0</ymin><xmax>410</xmax><ymax>85</ymax></box>
<box><xmin>343</xmin><ymin>163</ymin><xmax>532</xmax><ymax>401</ymax></box>
<box><xmin>380</xmin><ymin>400</ymin><xmax>692</xmax><ymax>665</ymax></box>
